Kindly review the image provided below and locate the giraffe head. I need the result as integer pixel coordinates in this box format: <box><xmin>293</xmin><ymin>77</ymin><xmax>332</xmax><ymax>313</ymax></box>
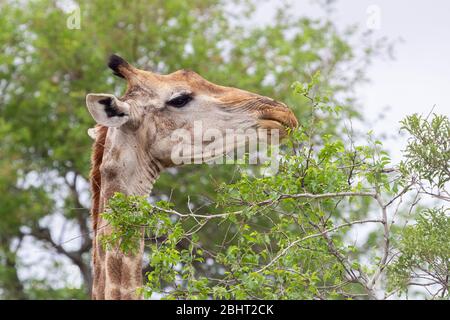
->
<box><xmin>86</xmin><ymin>54</ymin><xmax>297</xmax><ymax>170</ymax></box>
<box><xmin>86</xmin><ymin>55</ymin><xmax>299</xmax><ymax>299</ymax></box>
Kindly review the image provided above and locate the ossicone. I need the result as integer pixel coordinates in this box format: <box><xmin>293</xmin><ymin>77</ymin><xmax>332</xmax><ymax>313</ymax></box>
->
<box><xmin>108</xmin><ymin>54</ymin><xmax>133</xmax><ymax>78</ymax></box>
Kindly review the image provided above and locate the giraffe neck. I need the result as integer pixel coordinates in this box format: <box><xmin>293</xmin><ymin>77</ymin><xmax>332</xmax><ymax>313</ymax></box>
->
<box><xmin>91</xmin><ymin>127</ymin><xmax>162</xmax><ymax>300</ymax></box>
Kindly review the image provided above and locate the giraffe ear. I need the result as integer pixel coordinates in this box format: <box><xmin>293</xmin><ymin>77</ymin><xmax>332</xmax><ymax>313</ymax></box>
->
<box><xmin>86</xmin><ymin>93</ymin><xmax>130</xmax><ymax>127</ymax></box>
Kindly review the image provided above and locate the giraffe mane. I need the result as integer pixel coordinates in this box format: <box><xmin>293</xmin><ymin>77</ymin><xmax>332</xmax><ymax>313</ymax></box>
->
<box><xmin>90</xmin><ymin>125</ymin><xmax>108</xmax><ymax>239</ymax></box>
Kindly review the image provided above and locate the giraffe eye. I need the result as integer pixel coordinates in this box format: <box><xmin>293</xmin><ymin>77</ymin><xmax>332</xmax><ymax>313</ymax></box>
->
<box><xmin>167</xmin><ymin>94</ymin><xmax>192</xmax><ymax>108</ymax></box>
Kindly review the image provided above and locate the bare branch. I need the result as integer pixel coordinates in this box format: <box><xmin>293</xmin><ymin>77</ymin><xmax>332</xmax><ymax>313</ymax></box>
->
<box><xmin>255</xmin><ymin>191</ymin><xmax>377</xmax><ymax>206</ymax></box>
<box><xmin>255</xmin><ymin>219</ymin><xmax>383</xmax><ymax>274</ymax></box>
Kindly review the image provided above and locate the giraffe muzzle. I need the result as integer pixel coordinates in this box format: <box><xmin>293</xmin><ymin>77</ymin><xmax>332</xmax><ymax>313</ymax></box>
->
<box><xmin>257</xmin><ymin>108</ymin><xmax>298</xmax><ymax>138</ymax></box>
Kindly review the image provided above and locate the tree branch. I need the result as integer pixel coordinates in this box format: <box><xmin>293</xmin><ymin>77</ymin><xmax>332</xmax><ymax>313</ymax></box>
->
<box><xmin>255</xmin><ymin>219</ymin><xmax>383</xmax><ymax>274</ymax></box>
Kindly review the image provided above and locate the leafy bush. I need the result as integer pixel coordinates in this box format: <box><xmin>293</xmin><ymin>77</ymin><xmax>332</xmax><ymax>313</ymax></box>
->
<box><xmin>103</xmin><ymin>77</ymin><xmax>449</xmax><ymax>299</ymax></box>
<box><xmin>388</xmin><ymin>208</ymin><xmax>449</xmax><ymax>299</ymax></box>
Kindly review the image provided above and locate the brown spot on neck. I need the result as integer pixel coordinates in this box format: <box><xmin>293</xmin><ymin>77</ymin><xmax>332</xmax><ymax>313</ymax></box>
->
<box><xmin>106</xmin><ymin>255</ymin><xmax>122</xmax><ymax>284</ymax></box>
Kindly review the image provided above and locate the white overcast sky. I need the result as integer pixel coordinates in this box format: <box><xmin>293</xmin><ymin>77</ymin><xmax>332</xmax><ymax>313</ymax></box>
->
<box><xmin>256</xmin><ymin>0</ymin><xmax>450</xmax><ymax>161</ymax></box>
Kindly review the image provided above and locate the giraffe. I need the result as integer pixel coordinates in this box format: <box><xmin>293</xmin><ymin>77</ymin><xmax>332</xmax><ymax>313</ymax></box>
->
<box><xmin>85</xmin><ymin>54</ymin><xmax>298</xmax><ymax>300</ymax></box>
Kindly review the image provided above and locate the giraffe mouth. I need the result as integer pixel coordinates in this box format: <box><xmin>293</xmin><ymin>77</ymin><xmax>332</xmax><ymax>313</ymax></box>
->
<box><xmin>257</xmin><ymin>109</ymin><xmax>298</xmax><ymax>137</ymax></box>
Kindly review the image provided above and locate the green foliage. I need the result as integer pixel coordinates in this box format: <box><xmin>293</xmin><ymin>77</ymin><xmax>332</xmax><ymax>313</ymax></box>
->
<box><xmin>103</xmin><ymin>77</ymin><xmax>449</xmax><ymax>299</ymax></box>
<box><xmin>400</xmin><ymin>113</ymin><xmax>450</xmax><ymax>189</ymax></box>
<box><xmin>388</xmin><ymin>208</ymin><xmax>449</xmax><ymax>299</ymax></box>
<box><xmin>0</xmin><ymin>0</ymin><xmax>386</xmax><ymax>299</ymax></box>
<box><xmin>2</xmin><ymin>0</ymin><xmax>446</xmax><ymax>301</ymax></box>
<box><xmin>24</xmin><ymin>281</ymin><xmax>87</xmax><ymax>300</ymax></box>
